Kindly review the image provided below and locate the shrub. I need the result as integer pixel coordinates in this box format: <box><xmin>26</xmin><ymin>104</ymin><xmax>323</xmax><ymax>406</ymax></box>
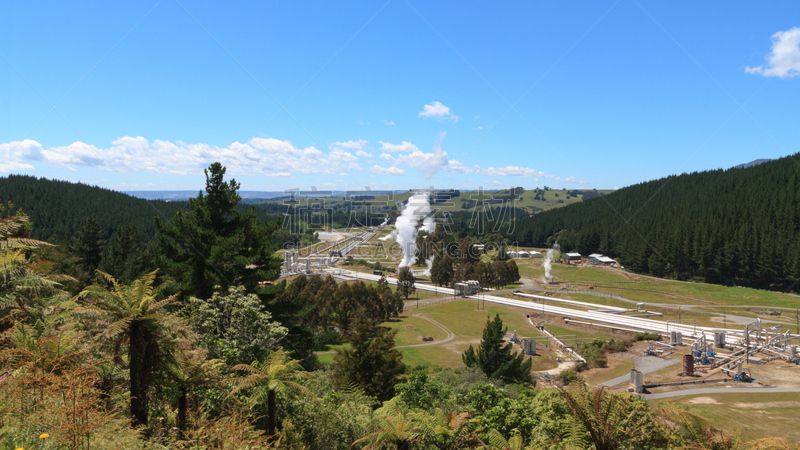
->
<box><xmin>633</xmin><ymin>332</ymin><xmax>661</xmax><ymax>342</ymax></box>
<box><xmin>560</xmin><ymin>370</ymin><xmax>578</xmax><ymax>384</ymax></box>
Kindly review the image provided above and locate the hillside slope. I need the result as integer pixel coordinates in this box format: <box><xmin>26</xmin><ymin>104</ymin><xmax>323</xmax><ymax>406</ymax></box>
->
<box><xmin>0</xmin><ymin>175</ymin><xmax>188</xmax><ymax>242</ymax></box>
<box><xmin>512</xmin><ymin>154</ymin><xmax>800</xmax><ymax>290</ymax></box>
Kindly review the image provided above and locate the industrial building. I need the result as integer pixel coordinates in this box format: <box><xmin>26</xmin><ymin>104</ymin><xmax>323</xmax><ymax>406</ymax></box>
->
<box><xmin>509</xmin><ymin>250</ymin><xmax>543</xmax><ymax>259</ymax></box>
<box><xmin>589</xmin><ymin>254</ymin><xmax>617</xmax><ymax>265</ymax></box>
<box><xmin>453</xmin><ymin>280</ymin><xmax>480</xmax><ymax>296</ymax></box>
<box><xmin>564</xmin><ymin>252</ymin><xmax>582</xmax><ymax>262</ymax></box>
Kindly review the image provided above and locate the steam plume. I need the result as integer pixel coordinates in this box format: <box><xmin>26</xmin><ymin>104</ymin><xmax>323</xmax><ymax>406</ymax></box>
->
<box><xmin>380</xmin><ymin>192</ymin><xmax>433</xmax><ymax>270</ymax></box>
<box><xmin>541</xmin><ymin>242</ymin><xmax>560</xmax><ymax>284</ymax></box>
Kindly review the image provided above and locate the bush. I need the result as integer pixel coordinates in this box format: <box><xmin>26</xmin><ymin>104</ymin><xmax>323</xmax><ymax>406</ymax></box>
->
<box><xmin>633</xmin><ymin>332</ymin><xmax>661</xmax><ymax>342</ymax></box>
<box><xmin>312</xmin><ymin>330</ymin><xmax>342</xmax><ymax>350</ymax></box>
<box><xmin>577</xmin><ymin>339</ymin><xmax>630</xmax><ymax>370</ymax></box>
<box><xmin>560</xmin><ymin>370</ymin><xmax>578</xmax><ymax>384</ymax></box>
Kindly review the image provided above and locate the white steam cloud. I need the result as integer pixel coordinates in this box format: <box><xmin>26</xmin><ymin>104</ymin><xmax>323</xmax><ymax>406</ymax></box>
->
<box><xmin>541</xmin><ymin>242</ymin><xmax>560</xmax><ymax>284</ymax></box>
<box><xmin>379</xmin><ymin>192</ymin><xmax>435</xmax><ymax>273</ymax></box>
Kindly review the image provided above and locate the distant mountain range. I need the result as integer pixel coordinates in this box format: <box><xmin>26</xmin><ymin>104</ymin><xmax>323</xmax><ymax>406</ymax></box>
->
<box><xmin>732</xmin><ymin>159</ymin><xmax>773</xmax><ymax>169</ymax></box>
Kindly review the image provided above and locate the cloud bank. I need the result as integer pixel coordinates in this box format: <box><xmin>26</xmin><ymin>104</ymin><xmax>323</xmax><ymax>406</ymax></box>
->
<box><xmin>746</xmin><ymin>27</ymin><xmax>800</xmax><ymax>79</ymax></box>
<box><xmin>0</xmin><ymin>136</ymin><xmax>576</xmax><ymax>184</ymax></box>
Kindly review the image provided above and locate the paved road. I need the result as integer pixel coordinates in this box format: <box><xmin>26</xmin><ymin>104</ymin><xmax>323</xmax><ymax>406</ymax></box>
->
<box><xmin>642</xmin><ymin>386</ymin><xmax>800</xmax><ymax>400</ymax></box>
<box><xmin>598</xmin><ymin>356</ymin><xmax>680</xmax><ymax>388</ymax></box>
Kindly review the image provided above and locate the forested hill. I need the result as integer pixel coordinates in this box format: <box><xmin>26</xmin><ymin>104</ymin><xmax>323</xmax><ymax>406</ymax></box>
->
<box><xmin>0</xmin><ymin>175</ymin><xmax>189</xmax><ymax>242</ymax></box>
<box><xmin>513</xmin><ymin>153</ymin><xmax>800</xmax><ymax>291</ymax></box>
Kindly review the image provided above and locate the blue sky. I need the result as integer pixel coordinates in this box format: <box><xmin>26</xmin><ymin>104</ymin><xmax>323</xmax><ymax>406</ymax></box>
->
<box><xmin>1</xmin><ymin>1</ymin><xmax>798</xmax><ymax>192</ymax></box>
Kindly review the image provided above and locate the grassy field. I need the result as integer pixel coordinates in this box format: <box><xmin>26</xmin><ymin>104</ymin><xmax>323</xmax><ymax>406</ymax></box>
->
<box><xmin>513</xmin><ymin>259</ymin><xmax>800</xmax><ymax>310</ymax></box>
<box><xmin>257</xmin><ymin>188</ymin><xmax>613</xmax><ymax>216</ymax></box>
<box><xmin>581</xmin><ymin>357</ymin><xmax>635</xmax><ymax>387</ymax></box>
<box><xmin>387</xmin><ymin>300</ymin><xmax>553</xmax><ymax>369</ymax></box>
<box><xmin>650</xmin><ymin>392</ymin><xmax>800</xmax><ymax>442</ymax></box>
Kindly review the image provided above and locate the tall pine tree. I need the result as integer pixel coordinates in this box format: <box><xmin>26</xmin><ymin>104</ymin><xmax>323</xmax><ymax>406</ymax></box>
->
<box><xmin>71</xmin><ymin>216</ymin><xmax>105</xmax><ymax>273</ymax></box>
<box><xmin>463</xmin><ymin>314</ymin><xmax>532</xmax><ymax>383</ymax></box>
<box><xmin>155</xmin><ymin>162</ymin><xmax>282</xmax><ymax>299</ymax></box>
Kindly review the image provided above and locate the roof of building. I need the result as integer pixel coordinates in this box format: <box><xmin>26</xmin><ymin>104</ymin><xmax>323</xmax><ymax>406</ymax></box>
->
<box><xmin>589</xmin><ymin>253</ymin><xmax>602</xmax><ymax>258</ymax></box>
<box><xmin>565</xmin><ymin>252</ymin><xmax>582</xmax><ymax>257</ymax></box>
<box><xmin>597</xmin><ymin>256</ymin><xmax>616</xmax><ymax>263</ymax></box>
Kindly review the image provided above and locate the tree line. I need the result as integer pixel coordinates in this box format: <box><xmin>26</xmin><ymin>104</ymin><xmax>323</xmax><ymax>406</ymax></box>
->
<box><xmin>506</xmin><ymin>154</ymin><xmax>800</xmax><ymax>291</ymax></box>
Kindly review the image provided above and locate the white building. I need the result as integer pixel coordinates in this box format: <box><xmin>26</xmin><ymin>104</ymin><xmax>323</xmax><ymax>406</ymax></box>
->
<box><xmin>589</xmin><ymin>254</ymin><xmax>617</xmax><ymax>265</ymax></box>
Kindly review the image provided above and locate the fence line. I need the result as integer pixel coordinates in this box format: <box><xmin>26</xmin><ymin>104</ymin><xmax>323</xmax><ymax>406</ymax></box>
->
<box><xmin>404</xmin><ymin>297</ymin><xmax>459</xmax><ymax>311</ymax></box>
<box><xmin>527</xmin><ymin>286</ymin><xmax>629</xmax><ymax>302</ymax></box>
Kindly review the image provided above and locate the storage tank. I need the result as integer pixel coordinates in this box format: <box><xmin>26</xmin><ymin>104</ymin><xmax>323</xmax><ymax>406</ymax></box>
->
<box><xmin>676</xmin><ymin>332</ymin><xmax>683</xmax><ymax>345</ymax></box>
<box><xmin>523</xmin><ymin>340</ymin><xmax>537</xmax><ymax>356</ymax></box>
<box><xmin>630</xmin><ymin>369</ymin><xmax>644</xmax><ymax>393</ymax></box>
<box><xmin>683</xmin><ymin>354</ymin><xmax>694</xmax><ymax>375</ymax></box>
<box><xmin>716</xmin><ymin>332</ymin><xmax>726</xmax><ymax>348</ymax></box>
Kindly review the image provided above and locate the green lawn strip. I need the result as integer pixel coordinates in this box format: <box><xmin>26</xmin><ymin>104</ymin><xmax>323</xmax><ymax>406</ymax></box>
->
<box><xmin>528</xmin><ymin>352</ymin><xmax>560</xmax><ymax>372</ymax></box>
<box><xmin>640</xmin><ymin>306</ymin><xmax>738</xmax><ymax>330</ymax></box>
<box><xmin>315</xmin><ymin>342</ymin><xmax>351</xmax><ymax>353</ymax></box>
<box><xmin>692</xmin><ymin>306</ymin><xmax>799</xmax><ymax>326</ymax></box>
<box><xmin>397</xmin><ymin>346</ymin><xmax>462</xmax><ymax>369</ymax></box>
<box><xmin>495</xmin><ymin>291</ymin><xmax>634</xmax><ymax>312</ymax></box>
<box><xmin>649</xmin><ymin>392</ymin><xmax>800</xmax><ymax>442</ymax></box>
<box><xmin>539</xmin><ymin>324</ymin><xmax>612</xmax><ymax>342</ymax></box>
<box><xmin>582</xmin><ymin>358</ymin><xmax>635</xmax><ymax>387</ymax></box>
<box><xmin>548</xmin><ymin>265</ymin><xmax>633</xmax><ymax>284</ymax></box>
<box><xmin>317</xmin><ymin>352</ymin><xmax>336</xmax><ymax>365</ymax></box>
<box><xmin>513</xmin><ymin>262</ymin><xmax>800</xmax><ymax>309</ymax></box>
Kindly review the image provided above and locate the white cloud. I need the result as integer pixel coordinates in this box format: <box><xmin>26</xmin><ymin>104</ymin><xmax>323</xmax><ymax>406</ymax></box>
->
<box><xmin>356</xmin><ymin>120</ymin><xmax>370</xmax><ymax>125</ymax></box>
<box><xmin>379</xmin><ymin>141</ymin><xmax>419</xmax><ymax>153</ymax></box>
<box><xmin>482</xmin><ymin>166</ymin><xmax>546</xmax><ymax>177</ymax></box>
<box><xmin>1</xmin><ymin>135</ymin><xmax>582</xmax><ymax>185</ymax></box>
<box><xmin>0</xmin><ymin>161</ymin><xmax>35</xmax><ymax>172</ymax></box>
<box><xmin>385</xmin><ymin>132</ymin><xmax>448</xmax><ymax>178</ymax></box>
<box><xmin>355</xmin><ymin>150</ymin><xmax>374</xmax><ymax>158</ymax></box>
<box><xmin>1</xmin><ymin>136</ymin><xmax>369</xmax><ymax>177</ymax></box>
<box><xmin>418</xmin><ymin>101</ymin><xmax>461</xmax><ymax>122</ymax></box>
<box><xmin>371</xmin><ymin>165</ymin><xmax>405</xmax><ymax>175</ymax></box>
<box><xmin>382</xmin><ymin>120</ymin><xmax>396</xmax><ymax>126</ymax></box>
<box><xmin>746</xmin><ymin>27</ymin><xmax>800</xmax><ymax>78</ymax></box>
<box><xmin>328</xmin><ymin>150</ymin><xmax>359</xmax><ymax>163</ymax></box>
<box><xmin>443</xmin><ymin>159</ymin><xmax>476</xmax><ymax>174</ymax></box>
<box><xmin>329</xmin><ymin>139</ymin><xmax>367</xmax><ymax>151</ymax></box>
